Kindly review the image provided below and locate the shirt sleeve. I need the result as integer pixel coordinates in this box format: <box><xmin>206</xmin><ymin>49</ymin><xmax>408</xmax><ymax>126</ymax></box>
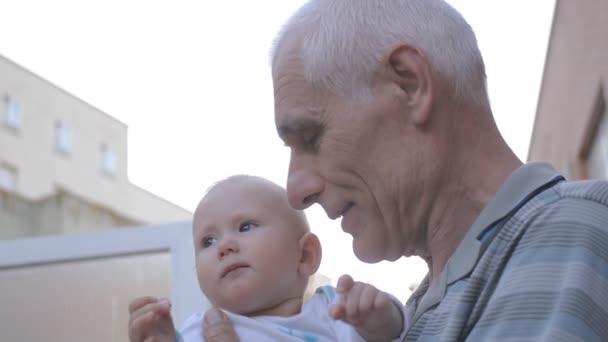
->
<box><xmin>380</xmin><ymin>293</ymin><xmax>409</xmax><ymax>342</ymax></box>
<box><xmin>468</xmin><ymin>196</ymin><xmax>608</xmax><ymax>340</ymax></box>
<box><xmin>388</xmin><ymin>292</ymin><xmax>409</xmax><ymax>342</ymax></box>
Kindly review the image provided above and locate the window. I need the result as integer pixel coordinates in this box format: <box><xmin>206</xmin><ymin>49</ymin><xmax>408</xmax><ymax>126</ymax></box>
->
<box><xmin>100</xmin><ymin>143</ymin><xmax>116</xmax><ymax>176</ymax></box>
<box><xmin>0</xmin><ymin>163</ymin><xmax>17</xmax><ymax>192</ymax></box>
<box><xmin>55</xmin><ymin>121</ymin><xmax>72</xmax><ymax>155</ymax></box>
<box><xmin>587</xmin><ymin>109</ymin><xmax>608</xmax><ymax>180</ymax></box>
<box><xmin>3</xmin><ymin>95</ymin><xmax>21</xmax><ymax>130</ymax></box>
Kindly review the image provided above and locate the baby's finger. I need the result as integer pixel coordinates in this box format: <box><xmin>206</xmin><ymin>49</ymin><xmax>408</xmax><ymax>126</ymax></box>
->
<box><xmin>373</xmin><ymin>290</ymin><xmax>392</xmax><ymax>312</ymax></box>
<box><xmin>358</xmin><ymin>284</ymin><xmax>379</xmax><ymax>317</ymax></box>
<box><xmin>344</xmin><ymin>283</ymin><xmax>365</xmax><ymax>325</ymax></box>
<box><xmin>329</xmin><ymin>302</ymin><xmax>345</xmax><ymax>320</ymax></box>
<box><xmin>329</xmin><ymin>283</ymin><xmax>348</xmax><ymax>320</ymax></box>
<box><xmin>336</xmin><ymin>274</ymin><xmax>355</xmax><ymax>294</ymax></box>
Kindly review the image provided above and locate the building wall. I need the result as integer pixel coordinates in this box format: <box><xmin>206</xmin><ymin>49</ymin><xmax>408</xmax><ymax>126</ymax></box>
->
<box><xmin>528</xmin><ymin>0</ymin><xmax>608</xmax><ymax>179</ymax></box>
<box><xmin>0</xmin><ymin>55</ymin><xmax>191</xmax><ymax>238</ymax></box>
<box><xmin>0</xmin><ymin>56</ymin><xmax>128</xmax><ymax>199</ymax></box>
<box><xmin>0</xmin><ymin>189</ymin><xmax>137</xmax><ymax>240</ymax></box>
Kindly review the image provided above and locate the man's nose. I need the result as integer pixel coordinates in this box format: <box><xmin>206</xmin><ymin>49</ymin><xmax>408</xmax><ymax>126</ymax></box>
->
<box><xmin>217</xmin><ymin>238</ymin><xmax>239</xmax><ymax>258</ymax></box>
<box><xmin>286</xmin><ymin>153</ymin><xmax>323</xmax><ymax>210</ymax></box>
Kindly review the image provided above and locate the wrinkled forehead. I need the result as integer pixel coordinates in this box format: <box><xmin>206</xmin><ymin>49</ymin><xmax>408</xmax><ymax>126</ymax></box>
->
<box><xmin>273</xmin><ymin>65</ymin><xmax>316</xmax><ymax>111</ymax></box>
<box><xmin>273</xmin><ymin>37</ymin><xmax>340</xmax><ymax>128</ymax></box>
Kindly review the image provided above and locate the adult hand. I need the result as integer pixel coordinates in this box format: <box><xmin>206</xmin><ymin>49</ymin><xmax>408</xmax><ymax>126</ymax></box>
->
<box><xmin>128</xmin><ymin>296</ymin><xmax>175</xmax><ymax>342</ymax></box>
<box><xmin>202</xmin><ymin>307</ymin><xmax>239</xmax><ymax>342</ymax></box>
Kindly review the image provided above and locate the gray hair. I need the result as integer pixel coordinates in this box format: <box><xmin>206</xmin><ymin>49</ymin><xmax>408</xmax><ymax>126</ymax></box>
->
<box><xmin>271</xmin><ymin>0</ymin><xmax>489</xmax><ymax>107</ymax></box>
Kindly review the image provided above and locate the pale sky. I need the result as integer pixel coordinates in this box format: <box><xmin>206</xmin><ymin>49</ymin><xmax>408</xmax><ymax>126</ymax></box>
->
<box><xmin>0</xmin><ymin>0</ymin><xmax>555</xmax><ymax>302</ymax></box>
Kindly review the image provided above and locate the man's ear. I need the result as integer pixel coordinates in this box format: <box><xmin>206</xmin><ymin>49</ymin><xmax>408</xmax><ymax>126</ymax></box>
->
<box><xmin>298</xmin><ymin>232</ymin><xmax>322</xmax><ymax>276</ymax></box>
<box><xmin>384</xmin><ymin>43</ymin><xmax>434</xmax><ymax>126</ymax></box>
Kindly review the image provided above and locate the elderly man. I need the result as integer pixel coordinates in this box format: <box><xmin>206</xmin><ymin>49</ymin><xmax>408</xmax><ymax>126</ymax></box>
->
<box><xmin>198</xmin><ymin>0</ymin><xmax>608</xmax><ymax>340</ymax></box>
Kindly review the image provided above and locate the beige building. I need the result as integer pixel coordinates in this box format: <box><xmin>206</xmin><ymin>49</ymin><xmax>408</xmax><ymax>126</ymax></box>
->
<box><xmin>529</xmin><ymin>0</ymin><xmax>608</xmax><ymax>180</ymax></box>
<box><xmin>0</xmin><ymin>55</ymin><xmax>191</xmax><ymax>239</ymax></box>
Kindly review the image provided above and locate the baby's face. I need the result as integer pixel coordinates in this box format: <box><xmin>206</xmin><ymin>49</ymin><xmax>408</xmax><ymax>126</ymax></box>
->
<box><xmin>193</xmin><ymin>180</ymin><xmax>306</xmax><ymax>315</ymax></box>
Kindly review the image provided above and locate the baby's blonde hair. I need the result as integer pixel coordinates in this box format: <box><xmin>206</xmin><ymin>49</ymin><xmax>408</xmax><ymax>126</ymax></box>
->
<box><xmin>195</xmin><ymin>174</ymin><xmax>311</xmax><ymax>236</ymax></box>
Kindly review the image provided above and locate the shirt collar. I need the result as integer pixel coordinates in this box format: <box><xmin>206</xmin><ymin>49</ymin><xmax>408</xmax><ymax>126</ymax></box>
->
<box><xmin>409</xmin><ymin>162</ymin><xmax>564</xmax><ymax>320</ymax></box>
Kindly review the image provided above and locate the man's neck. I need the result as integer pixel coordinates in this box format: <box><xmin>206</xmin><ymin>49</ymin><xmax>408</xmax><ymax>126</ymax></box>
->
<box><xmin>425</xmin><ymin>120</ymin><xmax>522</xmax><ymax>285</ymax></box>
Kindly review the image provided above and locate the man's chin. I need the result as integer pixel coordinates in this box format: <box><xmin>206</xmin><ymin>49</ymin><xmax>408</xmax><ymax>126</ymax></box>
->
<box><xmin>352</xmin><ymin>240</ymin><xmax>386</xmax><ymax>264</ymax></box>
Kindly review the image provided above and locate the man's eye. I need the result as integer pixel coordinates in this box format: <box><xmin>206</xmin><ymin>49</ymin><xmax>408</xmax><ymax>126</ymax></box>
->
<box><xmin>239</xmin><ymin>222</ymin><xmax>257</xmax><ymax>232</ymax></box>
<box><xmin>301</xmin><ymin>128</ymin><xmax>321</xmax><ymax>148</ymax></box>
<box><xmin>202</xmin><ymin>236</ymin><xmax>216</xmax><ymax>248</ymax></box>
<box><xmin>303</xmin><ymin>132</ymin><xmax>319</xmax><ymax>147</ymax></box>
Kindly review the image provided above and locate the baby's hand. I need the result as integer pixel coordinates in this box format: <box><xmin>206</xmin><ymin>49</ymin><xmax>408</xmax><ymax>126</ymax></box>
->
<box><xmin>128</xmin><ymin>296</ymin><xmax>176</xmax><ymax>342</ymax></box>
<box><xmin>330</xmin><ymin>274</ymin><xmax>403</xmax><ymax>342</ymax></box>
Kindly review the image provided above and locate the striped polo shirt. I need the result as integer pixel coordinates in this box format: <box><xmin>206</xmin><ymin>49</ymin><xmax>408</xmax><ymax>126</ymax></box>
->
<box><xmin>404</xmin><ymin>162</ymin><xmax>608</xmax><ymax>341</ymax></box>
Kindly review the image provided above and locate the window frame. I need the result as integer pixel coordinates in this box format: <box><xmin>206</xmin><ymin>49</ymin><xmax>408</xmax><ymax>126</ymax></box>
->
<box><xmin>100</xmin><ymin>143</ymin><xmax>117</xmax><ymax>177</ymax></box>
<box><xmin>3</xmin><ymin>94</ymin><xmax>22</xmax><ymax>130</ymax></box>
<box><xmin>0</xmin><ymin>222</ymin><xmax>206</xmax><ymax>327</ymax></box>
<box><xmin>54</xmin><ymin>120</ymin><xmax>72</xmax><ymax>156</ymax></box>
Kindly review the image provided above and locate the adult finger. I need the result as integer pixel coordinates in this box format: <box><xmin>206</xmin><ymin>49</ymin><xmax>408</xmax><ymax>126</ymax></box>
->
<box><xmin>130</xmin><ymin>305</ymin><xmax>175</xmax><ymax>342</ymax></box>
<box><xmin>129</xmin><ymin>296</ymin><xmax>159</xmax><ymax>314</ymax></box>
<box><xmin>203</xmin><ymin>308</ymin><xmax>239</xmax><ymax>342</ymax></box>
<box><xmin>129</xmin><ymin>299</ymin><xmax>171</xmax><ymax>327</ymax></box>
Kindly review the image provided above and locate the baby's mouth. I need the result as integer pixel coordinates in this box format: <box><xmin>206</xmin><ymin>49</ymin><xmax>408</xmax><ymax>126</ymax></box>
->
<box><xmin>221</xmin><ymin>263</ymin><xmax>249</xmax><ymax>278</ymax></box>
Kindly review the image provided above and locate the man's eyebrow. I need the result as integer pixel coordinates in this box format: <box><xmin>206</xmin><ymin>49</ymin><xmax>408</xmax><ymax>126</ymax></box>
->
<box><xmin>277</xmin><ymin>113</ymin><xmax>321</xmax><ymax>141</ymax></box>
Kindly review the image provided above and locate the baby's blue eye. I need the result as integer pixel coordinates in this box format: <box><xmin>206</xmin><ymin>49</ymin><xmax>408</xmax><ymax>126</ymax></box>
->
<box><xmin>202</xmin><ymin>236</ymin><xmax>216</xmax><ymax>248</ymax></box>
<box><xmin>239</xmin><ymin>222</ymin><xmax>257</xmax><ymax>232</ymax></box>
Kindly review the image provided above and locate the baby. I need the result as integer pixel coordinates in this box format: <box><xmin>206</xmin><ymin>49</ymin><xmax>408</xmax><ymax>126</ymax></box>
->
<box><xmin>128</xmin><ymin>175</ymin><xmax>407</xmax><ymax>341</ymax></box>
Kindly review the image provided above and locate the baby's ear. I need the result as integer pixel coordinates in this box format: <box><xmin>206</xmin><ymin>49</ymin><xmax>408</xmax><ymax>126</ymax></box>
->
<box><xmin>298</xmin><ymin>233</ymin><xmax>322</xmax><ymax>276</ymax></box>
